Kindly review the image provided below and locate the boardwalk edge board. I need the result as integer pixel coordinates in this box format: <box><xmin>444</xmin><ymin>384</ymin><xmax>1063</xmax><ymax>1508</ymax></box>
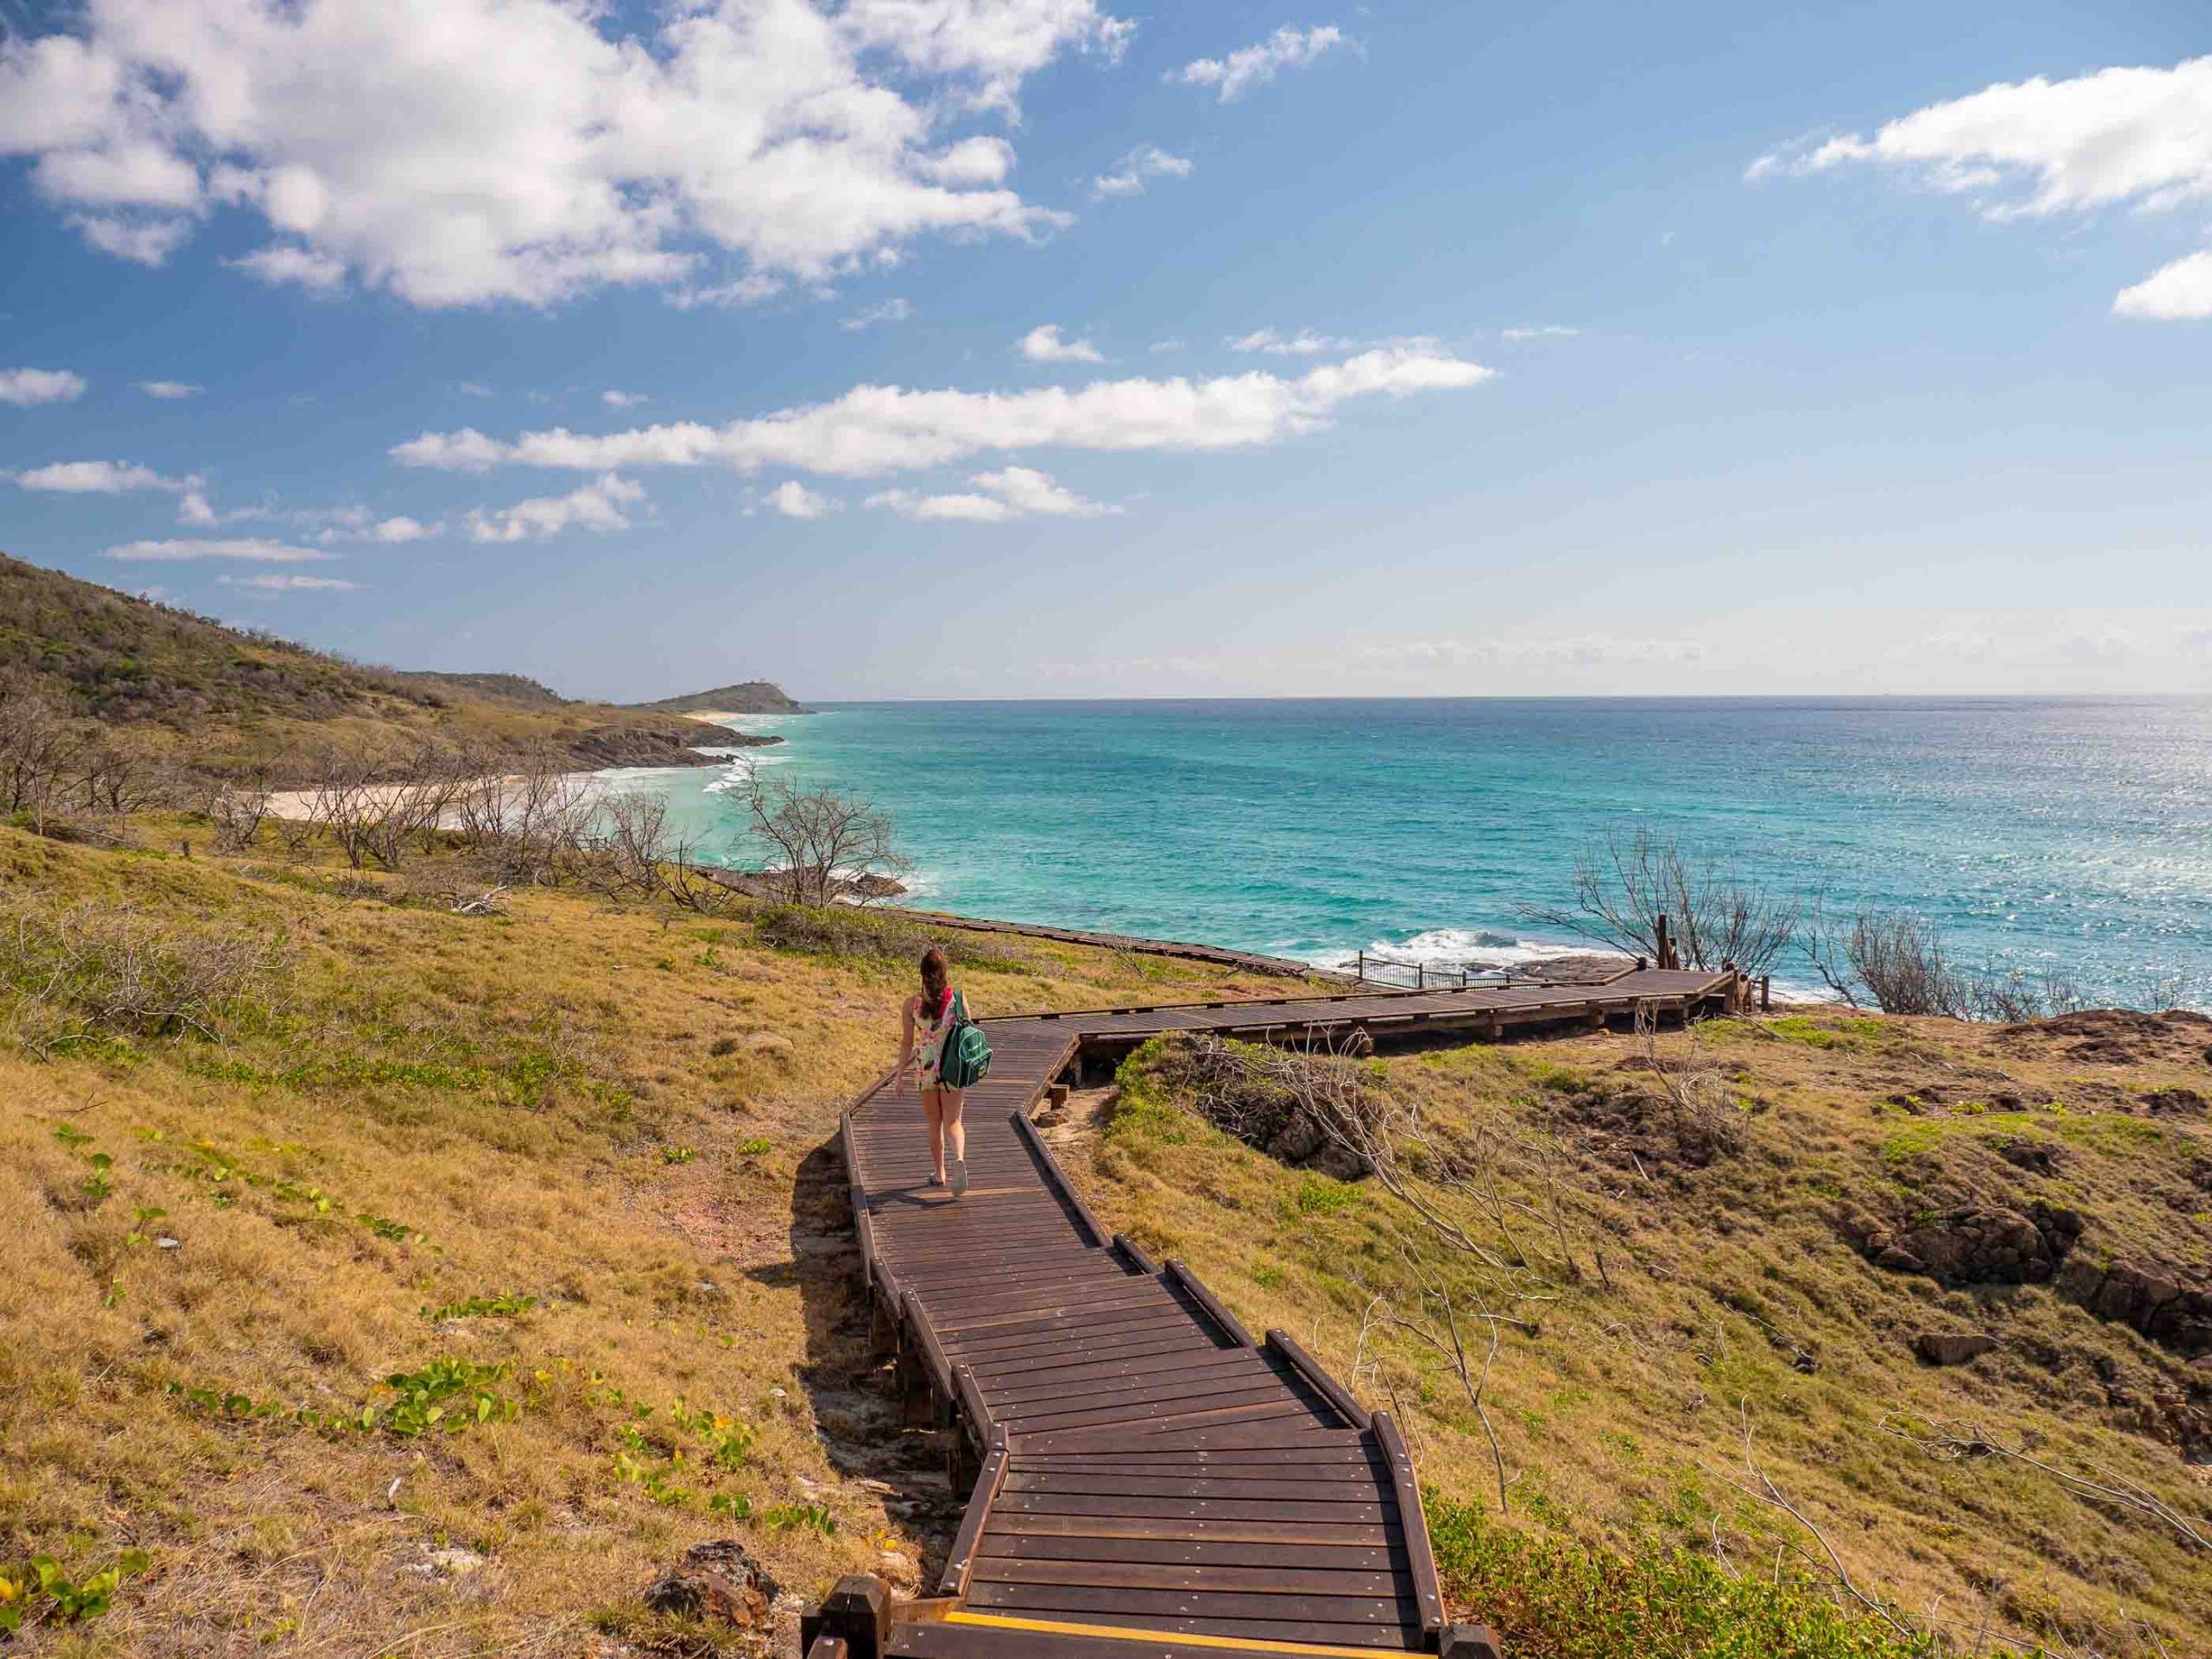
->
<box><xmin>814</xmin><ymin>969</ymin><xmax>1732</xmax><ymax>1658</ymax></box>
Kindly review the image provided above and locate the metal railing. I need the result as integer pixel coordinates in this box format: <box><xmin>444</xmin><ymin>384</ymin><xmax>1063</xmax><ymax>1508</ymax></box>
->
<box><xmin>1351</xmin><ymin>951</ymin><xmax>1481</xmax><ymax>990</ymax></box>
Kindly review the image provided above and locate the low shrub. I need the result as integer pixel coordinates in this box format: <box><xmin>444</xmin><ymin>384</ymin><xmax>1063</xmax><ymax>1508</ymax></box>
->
<box><xmin>751</xmin><ymin>904</ymin><xmax>1027</xmax><ymax>973</ymax></box>
<box><xmin>1426</xmin><ymin>1492</ymin><xmax>1961</xmax><ymax>1659</ymax></box>
<box><xmin>0</xmin><ymin>898</ymin><xmax>289</xmax><ymax>1049</ymax></box>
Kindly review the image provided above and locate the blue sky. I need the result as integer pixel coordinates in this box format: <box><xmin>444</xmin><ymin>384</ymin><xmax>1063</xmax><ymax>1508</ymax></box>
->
<box><xmin>2</xmin><ymin>0</ymin><xmax>2208</xmax><ymax>701</ymax></box>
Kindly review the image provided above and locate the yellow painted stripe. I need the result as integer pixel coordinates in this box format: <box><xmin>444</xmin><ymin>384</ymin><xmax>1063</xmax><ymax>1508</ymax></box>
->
<box><xmin>942</xmin><ymin>1611</ymin><xmax>1404</xmax><ymax>1658</ymax></box>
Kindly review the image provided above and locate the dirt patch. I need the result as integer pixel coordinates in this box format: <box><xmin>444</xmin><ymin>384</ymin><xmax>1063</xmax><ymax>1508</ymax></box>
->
<box><xmin>1995</xmin><ymin>1007</ymin><xmax>2212</xmax><ymax>1067</ymax></box>
<box><xmin>1147</xmin><ymin>1033</ymin><xmax>1376</xmax><ymax>1180</ymax></box>
<box><xmin>1550</xmin><ymin>1064</ymin><xmax>1749</xmax><ymax>1172</ymax></box>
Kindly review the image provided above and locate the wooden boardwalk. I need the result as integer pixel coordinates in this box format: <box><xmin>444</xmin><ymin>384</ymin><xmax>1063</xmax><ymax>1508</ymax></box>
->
<box><xmin>811</xmin><ymin>968</ymin><xmax>1734</xmax><ymax>1659</ymax></box>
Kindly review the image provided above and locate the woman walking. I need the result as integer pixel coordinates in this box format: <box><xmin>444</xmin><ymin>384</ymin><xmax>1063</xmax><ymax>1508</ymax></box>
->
<box><xmin>899</xmin><ymin>947</ymin><xmax>971</xmax><ymax>1198</ymax></box>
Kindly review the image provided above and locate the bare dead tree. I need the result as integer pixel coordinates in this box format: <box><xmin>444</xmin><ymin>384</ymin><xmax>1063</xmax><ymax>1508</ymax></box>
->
<box><xmin>1516</xmin><ymin>825</ymin><xmax>1799</xmax><ymax>975</ymax></box>
<box><xmin>1718</xmin><ymin>1401</ymin><xmax>1923</xmax><ymax>1642</ymax></box>
<box><xmin>71</xmin><ymin>730</ymin><xmax>172</xmax><ymax>818</ymax></box>
<box><xmin>1806</xmin><ymin>901</ymin><xmax>2092</xmax><ymax>1022</ymax></box>
<box><xmin>1176</xmin><ymin>1030</ymin><xmax>1593</xmax><ymax>1291</ymax></box>
<box><xmin>1633</xmin><ymin>999</ymin><xmax>1748</xmax><ymax>1162</ymax></box>
<box><xmin>454</xmin><ymin>749</ymin><xmax>597</xmax><ymax>886</ymax></box>
<box><xmin>1884</xmin><ymin>1414</ymin><xmax>2209</xmax><ymax>1554</ymax></box>
<box><xmin>732</xmin><ymin>763</ymin><xmax>903</xmax><ymax>907</ymax></box>
<box><xmin>205</xmin><ymin>762</ymin><xmax>278</xmax><ymax>851</ymax></box>
<box><xmin>1367</xmin><ymin>1242</ymin><xmax>1517</xmax><ymax>1516</ymax></box>
<box><xmin>0</xmin><ymin>673</ymin><xmax>95</xmax><ymax>835</ymax></box>
<box><xmin>590</xmin><ymin>788</ymin><xmax>739</xmax><ymax>913</ymax></box>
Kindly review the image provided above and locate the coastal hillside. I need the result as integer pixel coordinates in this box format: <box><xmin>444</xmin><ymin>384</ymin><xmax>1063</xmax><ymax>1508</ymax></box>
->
<box><xmin>1052</xmin><ymin>1014</ymin><xmax>2212</xmax><ymax>1657</ymax></box>
<box><xmin>0</xmin><ymin>817</ymin><xmax>1307</xmax><ymax>1655</ymax></box>
<box><xmin>632</xmin><ymin>681</ymin><xmax>810</xmax><ymax>716</ymax></box>
<box><xmin>3</xmin><ymin>803</ymin><xmax>2207</xmax><ymax>1656</ymax></box>
<box><xmin>0</xmin><ymin>552</ymin><xmax>734</xmax><ymax>774</ymax></box>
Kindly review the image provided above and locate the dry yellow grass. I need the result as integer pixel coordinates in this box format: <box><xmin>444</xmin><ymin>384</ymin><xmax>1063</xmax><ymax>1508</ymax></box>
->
<box><xmin>0</xmin><ymin>822</ymin><xmax>1308</xmax><ymax>1656</ymax></box>
<box><xmin>1065</xmin><ymin>1014</ymin><xmax>2212</xmax><ymax>1658</ymax></box>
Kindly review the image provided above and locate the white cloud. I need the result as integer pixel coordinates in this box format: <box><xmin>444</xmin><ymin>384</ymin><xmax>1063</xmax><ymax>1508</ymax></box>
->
<box><xmin>0</xmin><ymin>0</ymin><xmax>1122</xmax><ymax>308</ymax></box>
<box><xmin>1020</xmin><ymin>323</ymin><xmax>1104</xmax><ymax>363</ymax></box>
<box><xmin>0</xmin><ymin>367</ymin><xmax>86</xmax><ymax>406</ymax></box>
<box><xmin>72</xmin><ymin>214</ymin><xmax>193</xmax><ymax>265</ymax></box>
<box><xmin>138</xmin><ymin>379</ymin><xmax>202</xmax><ymax>398</ymax></box>
<box><xmin>765</xmin><ymin>479</ymin><xmax>836</xmax><ymax>518</ymax></box>
<box><xmin>1228</xmin><ymin>327</ymin><xmax>1347</xmax><ymax>355</ymax></box>
<box><xmin>1500</xmin><ymin>324</ymin><xmax>1578</xmax><ymax>341</ymax></box>
<box><xmin>2114</xmin><ymin>250</ymin><xmax>2212</xmax><ymax>321</ymax></box>
<box><xmin>458</xmin><ymin>382</ymin><xmax>495</xmax><ymax>399</ymax></box>
<box><xmin>843</xmin><ymin>297</ymin><xmax>915</xmax><ymax>331</ymax></box>
<box><xmin>972</xmin><ymin>465</ymin><xmax>1114</xmax><ymax>516</ymax></box>
<box><xmin>837</xmin><ymin>0</ymin><xmax>1133</xmax><ymax>111</ymax></box>
<box><xmin>369</xmin><ymin>515</ymin><xmax>441</xmax><ymax>543</ymax></box>
<box><xmin>105</xmin><ymin>537</ymin><xmax>338</xmax><ymax>562</ymax></box>
<box><xmin>393</xmin><ymin>346</ymin><xmax>1495</xmax><ymax>478</ymax></box>
<box><xmin>669</xmin><ymin>273</ymin><xmax>787</xmax><ymax>310</ymax></box>
<box><xmin>1170</xmin><ymin>24</ymin><xmax>1348</xmax><ymax>102</ymax></box>
<box><xmin>866</xmin><ymin>486</ymin><xmax>1013</xmax><ymax>521</ymax></box>
<box><xmin>1091</xmin><ymin>144</ymin><xmax>1192</xmax><ymax>200</ymax></box>
<box><xmin>603</xmin><ymin>390</ymin><xmax>650</xmax><ymax>409</ymax></box>
<box><xmin>1756</xmin><ymin>56</ymin><xmax>2212</xmax><ymax>318</ymax></box>
<box><xmin>13</xmin><ymin>458</ymin><xmax>187</xmax><ymax>493</ymax></box>
<box><xmin>219</xmin><ymin>573</ymin><xmax>360</xmax><ymax>592</ymax></box>
<box><xmin>177</xmin><ymin>488</ymin><xmax>217</xmax><ymax>526</ymax></box>
<box><xmin>869</xmin><ymin>465</ymin><xmax>1112</xmax><ymax>521</ymax></box>
<box><xmin>230</xmin><ymin>245</ymin><xmax>347</xmax><ymax>295</ymax></box>
<box><xmin>464</xmin><ymin>474</ymin><xmax>645</xmax><ymax>543</ymax></box>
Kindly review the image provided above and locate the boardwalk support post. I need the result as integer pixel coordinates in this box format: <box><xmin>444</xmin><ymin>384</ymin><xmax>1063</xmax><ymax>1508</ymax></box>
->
<box><xmin>800</xmin><ymin>1575</ymin><xmax>892</xmax><ymax>1659</ymax></box>
<box><xmin>1442</xmin><ymin>1624</ymin><xmax>1506</xmax><ymax>1659</ymax></box>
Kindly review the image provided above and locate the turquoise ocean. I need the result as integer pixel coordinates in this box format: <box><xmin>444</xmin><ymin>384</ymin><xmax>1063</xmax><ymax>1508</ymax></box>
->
<box><xmin>613</xmin><ymin>698</ymin><xmax>2212</xmax><ymax>1007</ymax></box>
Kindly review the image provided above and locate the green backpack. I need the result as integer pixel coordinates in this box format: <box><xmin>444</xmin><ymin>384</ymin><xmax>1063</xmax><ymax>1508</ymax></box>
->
<box><xmin>936</xmin><ymin>990</ymin><xmax>993</xmax><ymax>1090</ymax></box>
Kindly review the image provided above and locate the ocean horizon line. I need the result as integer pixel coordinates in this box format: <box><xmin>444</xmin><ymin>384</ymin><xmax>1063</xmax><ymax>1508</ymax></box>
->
<box><xmin>755</xmin><ymin>690</ymin><xmax>2212</xmax><ymax>709</ymax></box>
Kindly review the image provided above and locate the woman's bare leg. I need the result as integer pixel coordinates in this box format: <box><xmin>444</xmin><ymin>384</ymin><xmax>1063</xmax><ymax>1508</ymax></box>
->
<box><xmin>940</xmin><ymin>1086</ymin><xmax>967</xmax><ymax>1195</ymax></box>
<box><xmin>921</xmin><ymin>1086</ymin><xmax>947</xmax><ymax>1182</ymax></box>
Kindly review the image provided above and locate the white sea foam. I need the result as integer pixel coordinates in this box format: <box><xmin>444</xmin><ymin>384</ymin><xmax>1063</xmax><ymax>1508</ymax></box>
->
<box><xmin>1344</xmin><ymin>927</ymin><xmax>1627</xmax><ymax>973</ymax></box>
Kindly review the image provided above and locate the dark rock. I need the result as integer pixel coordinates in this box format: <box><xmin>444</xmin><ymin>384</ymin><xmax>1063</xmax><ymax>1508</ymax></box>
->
<box><xmin>2055</xmin><ymin>1256</ymin><xmax>2212</xmax><ymax>1358</ymax></box>
<box><xmin>644</xmin><ymin>1540</ymin><xmax>779</xmax><ymax>1626</ymax></box>
<box><xmin>1996</xmin><ymin>1136</ymin><xmax>2068</xmax><ymax>1174</ymax></box>
<box><xmin>1915</xmin><ymin>1332</ymin><xmax>1999</xmax><ymax>1366</ymax></box>
<box><xmin>2142</xmin><ymin>1087</ymin><xmax>2207</xmax><ymax>1117</ymax></box>
<box><xmin>1853</xmin><ymin>1201</ymin><xmax>2081</xmax><ymax>1287</ymax></box>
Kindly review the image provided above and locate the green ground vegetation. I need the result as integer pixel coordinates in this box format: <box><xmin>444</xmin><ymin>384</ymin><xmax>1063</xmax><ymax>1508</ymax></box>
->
<box><xmin>0</xmin><ymin>816</ymin><xmax>1309</xmax><ymax>1655</ymax></box>
<box><xmin>1059</xmin><ymin>1008</ymin><xmax>2212</xmax><ymax>1659</ymax></box>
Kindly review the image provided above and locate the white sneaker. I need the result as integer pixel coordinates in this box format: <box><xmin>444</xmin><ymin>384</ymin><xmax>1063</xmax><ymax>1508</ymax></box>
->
<box><xmin>950</xmin><ymin>1159</ymin><xmax>969</xmax><ymax>1199</ymax></box>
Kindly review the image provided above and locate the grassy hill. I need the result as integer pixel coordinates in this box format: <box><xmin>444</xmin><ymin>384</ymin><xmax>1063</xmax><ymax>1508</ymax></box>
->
<box><xmin>1052</xmin><ymin>1016</ymin><xmax>2212</xmax><ymax>1658</ymax></box>
<box><xmin>0</xmin><ymin>817</ymin><xmax>1305</xmax><ymax>1654</ymax></box>
<box><xmin>631</xmin><ymin>682</ymin><xmax>810</xmax><ymax>716</ymax></box>
<box><xmin>0</xmin><ymin>553</ymin><xmax>764</xmax><ymax>774</ymax></box>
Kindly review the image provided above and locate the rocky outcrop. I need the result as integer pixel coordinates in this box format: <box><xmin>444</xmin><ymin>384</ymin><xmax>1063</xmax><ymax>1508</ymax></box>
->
<box><xmin>562</xmin><ymin>720</ymin><xmax>775</xmax><ymax>770</ymax></box>
<box><xmin>2056</xmin><ymin>1257</ymin><xmax>2212</xmax><ymax>1359</ymax></box>
<box><xmin>1915</xmin><ymin>1332</ymin><xmax>1999</xmax><ymax>1366</ymax></box>
<box><xmin>644</xmin><ymin>1540</ymin><xmax>779</xmax><ymax>1626</ymax></box>
<box><xmin>1847</xmin><ymin>1202</ymin><xmax>2083</xmax><ymax>1286</ymax></box>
